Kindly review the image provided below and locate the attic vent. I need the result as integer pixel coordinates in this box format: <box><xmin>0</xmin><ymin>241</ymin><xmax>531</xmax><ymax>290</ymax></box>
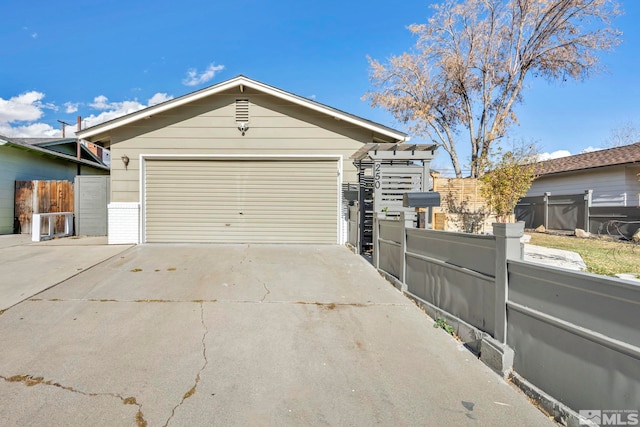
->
<box><xmin>235</xmin><ymin>99</ymin><xmax>249</xmax><ymax>123</ymax></box>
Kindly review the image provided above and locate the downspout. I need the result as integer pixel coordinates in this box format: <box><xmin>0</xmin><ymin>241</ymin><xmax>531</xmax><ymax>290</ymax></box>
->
<box><xmin>76</xmin><ymin>116</ymin><xmax>82</xmax><ymax>175</ymax></box>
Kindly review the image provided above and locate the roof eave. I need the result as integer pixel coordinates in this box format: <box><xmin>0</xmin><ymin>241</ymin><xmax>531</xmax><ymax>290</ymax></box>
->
<box><xmin>76</xmin><ymin>76</ymin><xmax>408</xmax><ymax>143</ymax></box>
<box><xmin>537</xmin><ymin>161</ymin><xmax>637</xmax><ymax>177</ymax></box>
<box><xmin>1</xmin><ymin>138</ymin><xmax>108</xmax><ymax>171</ymax></box>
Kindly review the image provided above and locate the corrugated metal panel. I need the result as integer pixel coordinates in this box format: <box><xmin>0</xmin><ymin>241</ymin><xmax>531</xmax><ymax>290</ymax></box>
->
<box><xmin>145</xmin><ymin>159</ymin><xmax>338</xmax><ymax>243</ymax></box>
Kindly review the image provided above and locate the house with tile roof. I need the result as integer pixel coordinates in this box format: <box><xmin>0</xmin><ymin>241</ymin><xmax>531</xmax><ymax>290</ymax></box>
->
<box><xmin>517</xmin><ymin>142</ymin><xmax>640</xmax><ymax>237</ymax></box>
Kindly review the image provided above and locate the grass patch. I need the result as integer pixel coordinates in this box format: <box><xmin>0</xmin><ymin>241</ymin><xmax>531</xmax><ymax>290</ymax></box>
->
<box><xmin>433</xmin><ymin>317</ymin><xmax>456</xmax><ymax>335</ymax></box>
<box><xmin>528</xmin><ymin>233</ymin><xmax>640</xmax><ymax>277</ymax></box>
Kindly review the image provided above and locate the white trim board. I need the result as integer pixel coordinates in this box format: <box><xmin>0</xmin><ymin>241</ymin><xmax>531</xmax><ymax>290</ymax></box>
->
<box><xmin>77</xmin><ymin>76</ymin><xmax>408</xmax><ymax>143</ymax></box>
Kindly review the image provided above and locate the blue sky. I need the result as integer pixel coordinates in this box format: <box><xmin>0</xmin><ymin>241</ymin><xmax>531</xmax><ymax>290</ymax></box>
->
<box><xmin>1</xmin><ymin>0</ymin><xmax>638</xmax><ymax>174</ymax></box>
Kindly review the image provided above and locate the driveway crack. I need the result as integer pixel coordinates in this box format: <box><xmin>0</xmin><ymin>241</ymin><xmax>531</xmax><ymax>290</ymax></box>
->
<box><xmin>0</xmin><ymin>374</ymin><xmax>147</xmax><ymax>426</ymax></box>
<box><xmin>163</xmin><ymin>302</ymin><xmax>209</xmax><ymax>427</ymax></box>
<box><xmin>229</xmin><ymin>244</ymin><xmax>250</xmax><ymax>275</ymax></box>
<box><xmin>260</xmin><ymin>282</ymin><xmax>271</xmax><ymax>302</ymax></box>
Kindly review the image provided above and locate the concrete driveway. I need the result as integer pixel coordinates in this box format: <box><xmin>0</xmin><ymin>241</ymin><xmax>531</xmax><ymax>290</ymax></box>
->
<box><xmin>0</xmin><ymin>235</ymin><xmax>132</xmax><ymax>311</ymax></box>
<box><xmin>0</xmin><ymin>243</ymin><xmax>554</xmax><ymax>426</ymax></box>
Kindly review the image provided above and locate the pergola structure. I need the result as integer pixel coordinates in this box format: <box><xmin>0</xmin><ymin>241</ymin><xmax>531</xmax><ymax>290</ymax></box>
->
<box><xmin>350</xmin><ymin>143</ymin><xmax>438</xmax><ymax>253</ymax></box>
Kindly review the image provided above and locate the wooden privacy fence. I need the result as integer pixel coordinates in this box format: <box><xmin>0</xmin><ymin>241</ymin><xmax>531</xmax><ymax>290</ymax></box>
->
<box><xmin>432</xmin><ymin>177</ymin><xmax>504</xmax><ymax>232</ymax></box>
<box><xmin>14</xmin><ymin>180</ymin><xmax>74</xmax><ymax>234</ymax></box>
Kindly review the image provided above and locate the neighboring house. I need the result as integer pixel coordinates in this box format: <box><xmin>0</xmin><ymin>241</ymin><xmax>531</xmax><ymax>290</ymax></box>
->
<box><xmin>527</xmin><ymin>142</ymin><xmax>640</xmax><ymax>206</ymax></box>
<box><xmin>12</xmin><ymin>137</ymin><xmax>109</xmax><ymax>166</ymax></box>
<box><xmin>518</xmin><ymin>142</ymin><xmax>640</xmax><ymax>236</ymax></box>
<box><xmin>76</xmin><ymin>75</ymin><xmax>408</xmax><ymax>245</ymax></box>
<box><xmin>0</xmin><ymin>135</ymin><xmax>110</xmax><ymax>235</ymax></box>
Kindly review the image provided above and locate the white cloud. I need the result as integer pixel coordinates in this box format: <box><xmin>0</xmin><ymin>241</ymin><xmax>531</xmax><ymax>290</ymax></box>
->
<box><xmin>0</xmin><ymin>89</ymin><xmax>173</xmax><ymax>138</ymax></box>
<box><xmin>182</xmin><ymin>63</ymin><xmax>224</xmax><ymax>87</ymax></box>
<box><xmin>148</xmin><ymin>92</ymin><xmax>173</xmax><ymax>106</ymax></box>
<box><xmin>580</xmin><ymin>146</ymin><xmax>604</xmax><ymax>154</ymax></box>
<box><xmin>537</xmin><ymin>150</ymin><xmax>571</xmax><ymax>161</ymax></box>
<box><xmin>0</xmin><ymin>91</ymin><xmax>49</xmax><ymax>123</ymax></box>
<box><xmin>64</xmin><ymin>102</ymin><xmax>79</xmax><ymax>114</ymax></box>
<box><xmin>31</xmin><ymin>33</ymin><xmax>38</xmax><ymax>39</ymax></box>
<box><xmin>80</xmin><ymin>92</ymin><xmax>174</xmax><ymax>129</ymax></box>
<box><xmin>82</xmin><ymin>98</ymin><xmax>146</xmax><ymax>128</ymax></box>
<box><xmin>0</xmin><ymin>91</ymin><xmax>62</xmax><ymax>137</ymax></box>
<box><xmin>0</xmin><ymin>122</ymin><xmax>58</xmax><ymax>138</ymax></box>
<box><xmin>90</xmin><ymin>95</ymin><xmax>111</xmax><ymax>110</ymax></box>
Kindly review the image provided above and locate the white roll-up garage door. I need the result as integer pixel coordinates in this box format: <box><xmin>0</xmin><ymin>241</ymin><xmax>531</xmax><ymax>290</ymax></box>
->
<box><xmin>144</xmin><ymin>159</ymin><xmax>339</xmax><ymax>243</ymax></box>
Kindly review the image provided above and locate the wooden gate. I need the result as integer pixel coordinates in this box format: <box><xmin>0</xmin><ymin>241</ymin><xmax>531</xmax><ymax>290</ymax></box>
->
<box><xmin>14</xmin><ymin>180</ymin><xmax>74</xmax><ymax>234</ymax></box>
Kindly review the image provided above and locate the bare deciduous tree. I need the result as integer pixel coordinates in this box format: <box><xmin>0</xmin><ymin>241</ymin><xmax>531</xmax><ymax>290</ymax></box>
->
<box><xmin>365</xmin><ymin>0</ymin><xmax>621</xmax><ymax>178</ymax></box>
<box><xmin>604</xmin><ymin>120</ymin><xmax>640</xmax><ymax>147</ymax></box>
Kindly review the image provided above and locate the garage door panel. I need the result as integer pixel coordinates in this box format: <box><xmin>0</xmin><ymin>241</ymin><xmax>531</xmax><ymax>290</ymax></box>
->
<box><xmin>145</xmin><ymin>159</ymin><xmax>339</xmax><ymax>243</ymax></box>
<box><xmin>145</xmin><ymin>188</ymin><xmax>336</xmax><ymax>196</ymax></box>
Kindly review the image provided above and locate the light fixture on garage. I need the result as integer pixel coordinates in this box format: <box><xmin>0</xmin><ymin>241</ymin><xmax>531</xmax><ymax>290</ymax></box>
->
<box><xmin>237</xmin><ymin>122</ymin><xmax>249</xmax><ymax>136</ymax></box>
<box><xmin>236</xmin><ymin>99</ymin><xmax>249</xmax><ymax>136</ymax></box>
<box><xmin>121</xmin><ymin>155</ymin><xmax>130</xmax><ymax>170</ymax></box>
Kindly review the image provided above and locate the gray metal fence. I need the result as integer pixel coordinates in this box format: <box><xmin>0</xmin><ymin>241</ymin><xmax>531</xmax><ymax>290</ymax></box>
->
<box><xmin>373</xmin><ymin>214</ymin><xmax>640</xmax><ymax>419</ymax></box>
<box><xmin>404</xmin><ymin>227</ymin><xmax>497</xmax><ymax>335</ymax></box>
<box><xmin>516</xmin><ymin>191</ymin><xmax>640</xmax><ymax>238</ymax></box>
<box><xmin>347</xmin><ymin>204</ymin><xmax>359</xmax><ymax>249</ymax></box>
<box><xmin>507</xmin><ymin>260</ymin><xmax>640</xmax><ymax>411</ymax></box>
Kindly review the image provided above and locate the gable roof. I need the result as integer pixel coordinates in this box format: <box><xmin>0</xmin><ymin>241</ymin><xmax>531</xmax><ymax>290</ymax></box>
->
<box><xmin>0</xmin><ymin>135</ymin><xmax>109</xmax><ymax>171</ymax></box>
<box><xmin>11</xmin><ymin>137</ymin><xmax>78</xmax><ymax>146</ymax></box>
<box><xmin>535</xmin><ymin>142</ymin><xmax>640</xmax><ymax>176</ymax></box>
<box><xmin>76</xmin><ymin>75</ymin><xmax>409</xmax><ymax>143</ymax></box>
<box><xmin>11</xmin><ymin>137</ymin><xmax>106</xmax><ymax>165</ymax></box>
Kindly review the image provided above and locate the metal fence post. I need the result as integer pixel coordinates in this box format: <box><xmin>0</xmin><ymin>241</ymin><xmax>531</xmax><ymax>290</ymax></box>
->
<box><xmin>400</xmin><ymin>212</ymin><xmax>410</xmax><ymax>286</ymax></box>
<box><xmin>584</xmin><ymin>189</ymin><xmax>592</xmax><ymax>233</ymax></box>
<box><xmin>65</xmin><ymin>213</ymin><xmax>73</xmax><ymax>235</ymax></box>
<box><xmin>373</xmin><ymin>213</ymin><xmax>380</xmax><ymax>268</ymax></box>
<box><xmin>493</xmin><ymin>222</ymin><xmax>525</xmax><ymax>344</ymax></box>
<box><xmin>543</xmin><ymin>192</ymin><xmax>550</xmax><ymax>229</ymax></box>
<box><xmin>32</xmin><ymin>214</ymin><xmax>41</xmax><ymax>242</ymax></box>
<box><xmin>357</xmin><ymin>202</ymin><xmax>361</xmax><ymax>254</ymax></box>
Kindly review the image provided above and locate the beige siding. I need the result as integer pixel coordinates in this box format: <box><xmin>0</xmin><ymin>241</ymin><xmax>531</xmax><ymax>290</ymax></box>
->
<box><xmin>145</xmin><ymin>159</ymin><xmax>338</xmax><ymax>243</ymax></box>
<box><xmin>109</xmin><ymin>91</ymin><xmax>368</xmax><ymax>203</ymax></box>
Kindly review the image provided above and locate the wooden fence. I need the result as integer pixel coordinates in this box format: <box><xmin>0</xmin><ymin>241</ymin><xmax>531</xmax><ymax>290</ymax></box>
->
<box><xmin>14</xmin><ymin>180</ymin><xmax>74</xmax><ymax>234</ymax></box>
<box><xmin>432</xmin><ymin>177</ymin><xmax>503</xmax><ymax>232</ymax></box>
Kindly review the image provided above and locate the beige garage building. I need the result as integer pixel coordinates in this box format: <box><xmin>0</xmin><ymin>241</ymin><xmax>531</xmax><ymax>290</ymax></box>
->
<box><xmin>77</xmin><ymin>76</ymin><xmax>408</xmax><ymax>244</ymax></box>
